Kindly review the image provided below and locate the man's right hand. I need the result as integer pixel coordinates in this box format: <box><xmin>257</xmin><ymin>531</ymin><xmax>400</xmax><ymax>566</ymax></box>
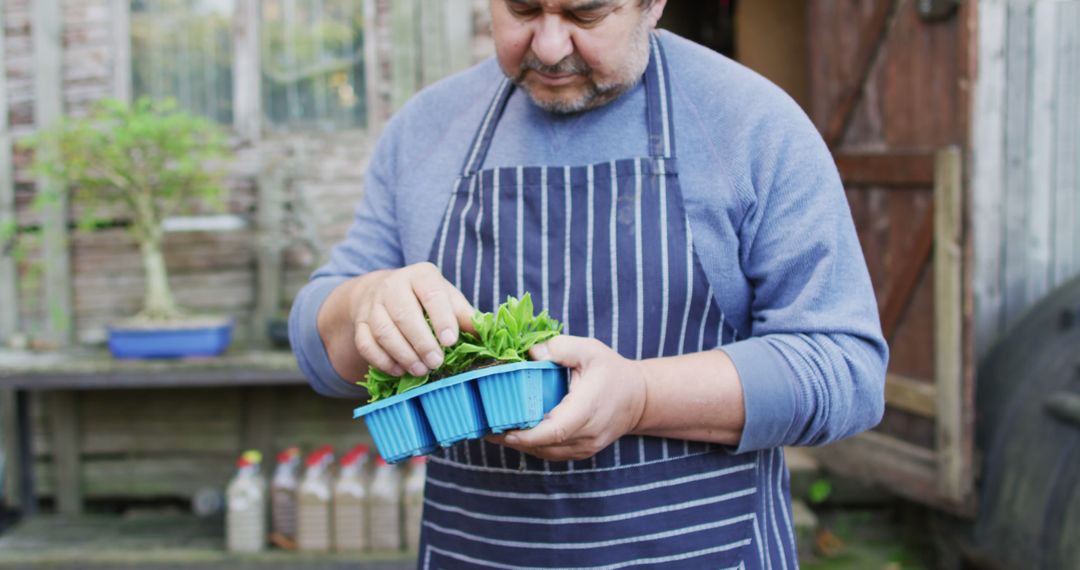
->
<box><xmin>317</xmin><ymin>262</ymin><xmax>475</xmax><ymax>382</ymax></box>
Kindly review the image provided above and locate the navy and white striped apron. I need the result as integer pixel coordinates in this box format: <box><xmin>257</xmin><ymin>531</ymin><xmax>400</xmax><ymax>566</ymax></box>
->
<box><xmin>422</xmin><ymin>36</ymin><xmax>797</xmax><ymax>569</ymax></box>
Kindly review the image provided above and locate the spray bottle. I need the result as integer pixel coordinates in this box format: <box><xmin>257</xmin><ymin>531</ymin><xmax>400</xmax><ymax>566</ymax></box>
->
<box><xmin>269</xmin><ymin>446</ymin><xmax>301</xmax><ymax>549</ymax></box>
<box><xmin>333</xmin><ymin>444</ymin><xmax>371</xmax><ymax>552</ymax></box>
<box><xmin>226</xmin><ymin>449</ymin><xmax>267</xmax><ymax>553</ymax></box>
<box><xmin>296</xmin><ymin>445</ymin><xmax>335</xmax><ymax>552</ymax></box>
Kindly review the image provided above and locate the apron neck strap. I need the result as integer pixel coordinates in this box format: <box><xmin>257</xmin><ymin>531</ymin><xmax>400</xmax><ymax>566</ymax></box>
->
<box><xmin>459</xmin><ymin>33</ymin><xmax>676</xmax><ymax>178</ymax></box>
<box><xmin>644</xmin><ymin>33</ymin><xmax>676</xmax><ymax>160</ymax></box>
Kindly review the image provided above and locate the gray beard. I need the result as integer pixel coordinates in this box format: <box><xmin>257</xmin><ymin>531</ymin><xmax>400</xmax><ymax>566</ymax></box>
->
<box><xmin>514</xmin><ymin>28</ymin><xmax>653</xmax><ymax>115</ymax></box>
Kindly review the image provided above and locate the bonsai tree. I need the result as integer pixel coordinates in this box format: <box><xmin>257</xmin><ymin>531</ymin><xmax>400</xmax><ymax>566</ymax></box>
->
<box><xmin>24</xmin><ymin>97</ymin><xmax>230</xmax><ymax>324</ymax></box>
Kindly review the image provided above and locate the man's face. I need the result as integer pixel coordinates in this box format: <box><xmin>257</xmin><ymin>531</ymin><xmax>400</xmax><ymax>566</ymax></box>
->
<box><xmin>490</xmin><ymin>0</ymin><xmax>666</xmax><ymax>114</ymax></box>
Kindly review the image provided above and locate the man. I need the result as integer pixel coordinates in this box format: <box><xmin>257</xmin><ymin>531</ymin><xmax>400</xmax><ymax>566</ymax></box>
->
<box><xmin>290</xmin><ymin>1</ymin><xmax>887</xmax><ymax>567</ymax></box>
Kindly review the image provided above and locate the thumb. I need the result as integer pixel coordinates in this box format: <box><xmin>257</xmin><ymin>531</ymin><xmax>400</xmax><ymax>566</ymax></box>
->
<box><xmin>529</xmin><ymin>335</ymin><xmax>596</xmax><ymax>369</ymax></box>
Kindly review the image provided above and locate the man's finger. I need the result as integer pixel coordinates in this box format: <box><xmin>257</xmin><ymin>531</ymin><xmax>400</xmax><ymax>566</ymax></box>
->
<box><xmin>449</xmin><ymin>286</ymin><xmax>477</xmax><ymax>335</ymax></box>
<box><xmin>354</xmin><ymin>322</ymin><xmax>405</xmax><ymax>377</ymax></box>
<box><xmin>369</xmin><ymin>304</ymin><xmax>429</xmax><ymax>376</ymax></box>
<box><xmin>382</xmin><ymin>282</ymin><xmax>444</xmax><ymax>371</ymax></box>
<box><xmin>505</xmin><ymin>390</ymin><xmax>591</xmax><ymax>448</ymax></box>
<box><xmin>411</xmin><ymin>272</ymin><xmax>461</xmax><ymax>348</ymax></box>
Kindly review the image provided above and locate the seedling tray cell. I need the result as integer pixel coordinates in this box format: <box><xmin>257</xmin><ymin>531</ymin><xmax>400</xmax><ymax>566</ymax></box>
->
<box><xmin>354</xmin><ymin>361</ymin><xmax>568</xmax><ymax>463</ymax></box>
<box><xmin>362</xmin><ymin>398</ymin><xmax>437</xmax><ymax>464</ymax></box>
<box><xmin>419</xmin><ymin>381</ymin><xmax>488</xmax><ymax>446</ymax></box>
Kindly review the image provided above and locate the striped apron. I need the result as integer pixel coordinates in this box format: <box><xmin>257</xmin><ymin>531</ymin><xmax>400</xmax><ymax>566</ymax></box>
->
<box><xmin>423</xmin><ymin>36</ymin><xmax>797</xmax><ymax>569</ymax></box>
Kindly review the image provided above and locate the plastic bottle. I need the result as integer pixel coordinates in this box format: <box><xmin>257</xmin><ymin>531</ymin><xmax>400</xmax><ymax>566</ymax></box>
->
<box><xmin>270</xmin><ymin>447</ymin><xmax>301</xmax><ymax>549</ymax></box>
<box><xmin>296</xmin><ymin>445</ymin><xmax>335</xmax><ymax>552</ymax></box>
<box><xmin>368</xmin><ymin>456</ymin><xmax>402</xmax><ymax>552</ymax></box>
<box><xmin>226</xmin><ymin>450</ymin><xmax>267</xmax><ymax>553</ymax></box>
<box><xmin>333</xmin><ymin>444</ymin><xmax>371</xmax><ymax>552</ymax></box>
<box><xmin>402</xmin><ymin>455</ymin><xmax>427</xmax><ymax>552</ymax></box>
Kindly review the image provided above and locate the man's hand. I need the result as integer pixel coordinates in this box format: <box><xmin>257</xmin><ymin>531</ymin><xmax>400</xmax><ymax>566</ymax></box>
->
<box><xmin>488</xmin><ymin>336</ymin><xmax>648</xmax><ymax>461</ymax></box>
<box><xmin>319</xmin><ymin>262</ymin><xmax>475</xmax><ymax>381</ymax></box>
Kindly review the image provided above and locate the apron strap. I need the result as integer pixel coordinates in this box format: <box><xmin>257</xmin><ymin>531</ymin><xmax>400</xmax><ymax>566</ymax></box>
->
<box><xmin>645</xmin><ymin>33</ymin><xmax>676</xmax><ymax>160</ymax></box>
<box><xmin>459</xmin><ymin>33</ymin><xmax>677</xmax><ymax>178</ymax></box>
<box><xmin>461</xmin><ymin>79</ymin><xmax>514</xmax><ymax>178</ymax></box>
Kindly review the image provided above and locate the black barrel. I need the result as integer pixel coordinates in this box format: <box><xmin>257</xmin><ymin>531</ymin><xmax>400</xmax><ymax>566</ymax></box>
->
<box><xmin>974</xmin><ymin>275</ymin><xmax>1080</xmax><ymax>570</ymax></box>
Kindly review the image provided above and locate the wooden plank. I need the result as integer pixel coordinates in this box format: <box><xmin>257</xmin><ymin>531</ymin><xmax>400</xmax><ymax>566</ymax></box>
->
<box><xmin>46</xmin><ymin>391</ymin><xmax>81</xmax><ymax>514</ymax></box>
<box><xmin>35</xmin><ymin>456</ymin><xmax>235</xmax><ymax>499</ymax></box>
<box><xmin>823</xmin><ymin>0</ymin><xmax>899</xmax><ymax>148</ymax></box>
<box><xmin>934</xmin><ymin>147</ymin><xmax>966</xmax><ymax>502</ymax></box>
<box><xmin>1053</xmin><ymin>3</ymin><xmax>1080</xmax><ymax>286</ymax></box>
<box><xmin>972</xmin><ymin>0</ymin><xmax>1008</xmax><ymax>360</ymax></box>
<box><xmin>1025</xmin><ymin>2</ymin><xmax>1057</xmax><ymax>309</ymax></box>
<box><xmin>390</xmin><ymin>0</ymin><xmax>419</xmax><ymax>111</ymax></box>
<box><xmin>0</xmin><ymin>5</ymin><xmax>17</xmax><ymax>344</ymax></box>
<box><xmin>880</xmin><ymin>203</ymin><xmax>934</xmax><ymax>341</ymax></box>
<box><xmin>33</xmin><ymin>0</ymin><xmax>72</xmax><ymax>347</ymax></box>
<box><xmin>233</xmin><ymin>0</ymin><xmax>261</xmax><ymax>142</ymax></box>
<box><xmin>884</xmin><ymin>373</ymin><xmax>937</xmax><ymax>418</ymax></box>
<box><xmin>1002</xmin><ymin>2</ymin><xmax>1031</xmax><ymax>329</ymax></box>
<box><xmin>0</xmin><ymin>349</ymin><xmax>302</xmax><ymax>390</ymax></box>
<box><xmin>110</xmin><ymin>0</ymin><xmax>131</xmax><ymax>103</ymax></box>
<box><xmin>833</xmin><ymin>152</ymin><xmax>936</xmax><ymax>187</ymax></box>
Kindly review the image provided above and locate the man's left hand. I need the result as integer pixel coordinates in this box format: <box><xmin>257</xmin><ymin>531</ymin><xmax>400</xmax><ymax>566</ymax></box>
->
<box><xmin>486</xmin><ymin>335</ymin><xmax>647</xmax><ymax>461</ymax></box>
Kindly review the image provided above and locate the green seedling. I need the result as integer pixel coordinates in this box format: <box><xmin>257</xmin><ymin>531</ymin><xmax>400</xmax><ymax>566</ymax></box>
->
<box><xmin>359</xmin><ymin>293</ymin><xmax>562</xmax><ymax>403</ymax></box>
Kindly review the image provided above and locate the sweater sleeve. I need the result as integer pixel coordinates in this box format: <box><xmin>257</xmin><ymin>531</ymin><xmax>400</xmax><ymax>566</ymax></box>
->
<box><xmin>719</xmin><ymin>109</ymin><xmax>889</xmax><ymax>454</ymax></box>
<box><xmin>288</xmin><ymin>122</ymin><xmax>406</xmax><ymax>399</ymax></box>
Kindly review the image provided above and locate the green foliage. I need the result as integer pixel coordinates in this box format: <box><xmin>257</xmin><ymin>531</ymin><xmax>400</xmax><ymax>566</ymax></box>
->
<box><xmin>21</xmin><ymin>97</ymin><xmax>230</xmax><ymax>246</ymax></box>
<box><xmin>808</xmin><ymin>477</ymin><xmax>833</xmax><ymax>505</ymax></box>
<box><xmin>359</xmin><ymin>293</ymin><xmax>563</xmax><ymax>403</ymax></box>
<box><xmin>20</xmin><ymin>97</ymin><xmax>231</xmax><ymax>321</ymax></box>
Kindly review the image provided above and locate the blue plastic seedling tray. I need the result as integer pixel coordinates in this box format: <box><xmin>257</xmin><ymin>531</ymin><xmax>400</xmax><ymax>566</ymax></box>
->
<box><xmin>353</xmin><ymin>361</ymin><xmax>568</xmax><ymax>463</ymax></box>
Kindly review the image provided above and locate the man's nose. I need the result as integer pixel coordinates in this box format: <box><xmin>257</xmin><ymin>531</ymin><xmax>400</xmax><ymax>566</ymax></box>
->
<box><xmin>531</xmin><ymin>15</ymin><xmax>574</xmax><ymax>67</ymax></box>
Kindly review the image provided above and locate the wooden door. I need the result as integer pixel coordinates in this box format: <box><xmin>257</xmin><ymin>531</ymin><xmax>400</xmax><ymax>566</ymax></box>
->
<box><xmin>804</xmin><ymin>0</ymin><xmax>976</xmax><ymax>515</ymax></box>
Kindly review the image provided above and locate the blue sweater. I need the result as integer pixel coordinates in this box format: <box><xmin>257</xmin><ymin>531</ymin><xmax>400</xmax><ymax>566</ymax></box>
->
<box><xmin>289</xmin><ymin>31</ymin><xmax>888</xmax><ymax>454</ymax></box>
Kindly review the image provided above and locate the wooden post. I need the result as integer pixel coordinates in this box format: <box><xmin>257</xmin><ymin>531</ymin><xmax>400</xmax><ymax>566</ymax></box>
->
<box><xmin>233</xmin><ymin>0</ymin><xmax>261</xmax><ymax>142</ymax></box>
<box><xmin>34</xmin><ymin>0</ymin><xmax>72</xmax><ymax>346</ymax></box>
<box><xmin>253</xmin><ymin>159</ymin><xmax>287</xmax><ymax>345</ymax></box>
<box><xmin>363</xmin><ymin>0</ymin><xmax>384</xmax><ymax>131</ymax></box>
<box><xmin>391</xmin><ymin>0</ymin><xmax>419</xmax><ymax>111</ymax></box>
<box><xmin>444</xmin><ymin>0</ymin><xmax>473</xmax><ymax>74</ymax></box>
<box><xmin>0</xmin><ymin>6</ymin><xmax>17</xmax><ymax>343</ymax></box>
<box><xmin>934</xmin><ymin>147</ymin><xmax>966</xmax><ymax>502</ymax></box>
<box><xmin>1</xmin><ymin>389</ymin><xmax>19</xmax><ymax>509</ymax></box>
<box><xmin>111</xmin><ymin>0</ymin><xmax>132</xmax><ymax>103</ymax></box>
<box><xmin>972</xmin><ymin>0</ymin><xmax>1007</xmax><ymax>360</ymax></box>
<box><xmin>47</xmin><ymin>391</ymin><xmax>82</xmax><ymax>515</ymax></box>
<box><xmin>420</xmin><ymin>0</ymin><xmax>446</xmax><ymax>86</ymax></box>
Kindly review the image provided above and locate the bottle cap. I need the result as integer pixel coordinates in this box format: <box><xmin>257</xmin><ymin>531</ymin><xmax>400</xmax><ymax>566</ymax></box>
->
<box><xmin>374</xmin><ymin>456</ymin><xmax>390</xmax><ymax>467</ymax></box>
<box><xmin>340</xmin><ymin>449</ymin><xmax>361</xmax><ymax>467</ymax></box>
<box><xmin>276</xmin><ymin>447</ymin><xmax>300</xmax><ymax>464</ymax></box>
<box><xmin>242</xmin><ymin>450</ymin><xmax>262</xmax><ymax>464</ymax></box>
<box><xmin>408</xmin><ymin>456</ymin><xmax>428</xmax><ymax>465</ymax></box>
<box><xmin>350</xmin><ymin>444</ymin><xmax>371</xmax><ymax>456</ymax></box>
<box><xmin>305</xmin><ymin>447</ymin><xmax>331</xmax><ymax>468</ymax></box>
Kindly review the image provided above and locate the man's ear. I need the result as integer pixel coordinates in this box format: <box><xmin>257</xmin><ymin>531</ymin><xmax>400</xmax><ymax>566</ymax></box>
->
<box><xmin>645</xmin><ymin>0</ymin><xmax>668</xmax><ymax>28</ymax></box>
